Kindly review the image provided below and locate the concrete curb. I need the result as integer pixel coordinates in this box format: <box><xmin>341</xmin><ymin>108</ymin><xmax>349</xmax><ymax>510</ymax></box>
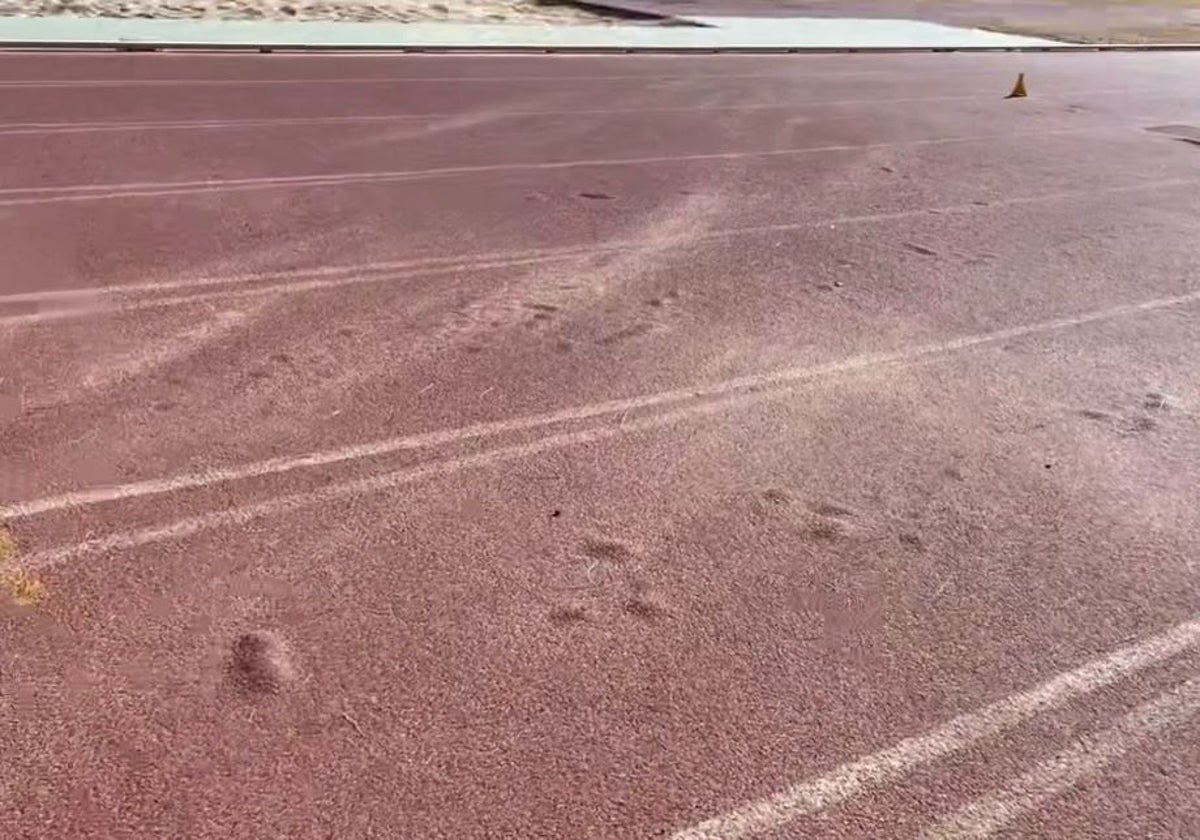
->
<box><xmin>536</xmin><ymin>0</ymin><xmax>708</xmax><ymax>26</ymax></box>
<box><xmin>0</xmin><ymin>14</ymin><xmax>1066</xmax><ymax>51</ymax></box>
<box><xmin>2</xmin><ymin>41</ymin><xmax>1200</xmax><ymax>53</ymax></box>
<box><xmin>2</xmin><ymin>13</ymin><xmax>1196</xmax><ymax>53</ymax></box>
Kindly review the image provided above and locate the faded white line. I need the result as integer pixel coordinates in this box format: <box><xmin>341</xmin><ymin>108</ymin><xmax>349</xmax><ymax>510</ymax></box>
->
<box><xmin>0</xmin><ymin>73</ymin><xmax>762</xmax><ymax>88</ymax></box>
<box><xmin>70</xmin><ymin>308</ymin><xmax>260</xmax><ymax>399</ymax></box>
<box><xmin>0</xmin><ymin>128</ymin><xmax>1104</xmax><ymax>208</ymax></box>
<box><xmin>924</xmin><ymin>675</ymin><xmax>1200</xmax><ymax>838</ymax></box>
<box><xmin>0</xmin><ymin>89</ymin><xmax>1134</xmax><ymax>137</ymax></box>
<box><xmin>0</xmin><ymin>96</ymin><xmax>983</xmax><ymax>136</ymax></box>
<box><xmin>5</xmin><ymin>286</ymin><xmax>1200</xmax><ymax>526</ymax></box>
<box><xmin>0</xmin><ymin>246</ymin><xmax>592</xmax><ymax>304</ymax></box>
<box><xmin>0</xmin><ymin>253</ymin><xmax>586</xmax><ymax>327</ymax></box>
<box><xmin>21</xmin><ymin>390</ymin><xmax>743</xmax><ymax>567</ymax></box>
<box><xmin>3</xmin><ymin>176</ymin><xmax>1192</xmax><ymax>314</ymax></box>
<box><xmin>672</xmin><ymin>625</ymin><xmax>1200</xmax><ymax>840</ymax></box>
<box><xmin>0</xmin><ymin>68</ymin><xmax>1015</xmax><ymax>89</ymax></box>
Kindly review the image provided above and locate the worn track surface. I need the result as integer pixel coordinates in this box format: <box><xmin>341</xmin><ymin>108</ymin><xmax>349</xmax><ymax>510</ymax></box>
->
<box><xmin>3</xmin><ymin>50</ymin><xmax>1200</xmax><ymax>839</ymax></box>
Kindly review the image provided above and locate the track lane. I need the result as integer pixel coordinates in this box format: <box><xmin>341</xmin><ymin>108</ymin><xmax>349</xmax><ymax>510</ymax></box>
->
<box><xmin>5</xmin><ymin>87</ymin><xmax>1200</xmax><ymax>190</ymax></box>
<box><xmin>5</xmin><ymin>310</ymin><xmax>1200</xmax><ymax>838</ymax></box>
<box><xmin>4</xmin><ymin>176</ymin><xmax>1199</xmax><ymax>515</ymax></box>
<box><xmin>2</xmin><ymin>123</ymin><xmax>1198</xmax><ymax>299</ymax></box>
<box><xmin>4</xmin><ymin>49</ymin><xmax>1200</xmax><ymax>840</ymax></box>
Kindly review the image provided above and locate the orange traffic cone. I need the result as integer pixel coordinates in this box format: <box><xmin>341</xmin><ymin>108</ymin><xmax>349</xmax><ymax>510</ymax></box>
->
<box><xmin>1006</xmin><ymin>72</ymin><xmax>1028</xmax><ymax>99</ymax></box>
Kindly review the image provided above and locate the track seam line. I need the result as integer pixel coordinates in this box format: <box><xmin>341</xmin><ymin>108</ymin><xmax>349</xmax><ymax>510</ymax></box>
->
<box><xmin>0</xmin><ymin>127</ymin><xmax>1112</xmax><ymax>207</ymax></box>
<box><xmin>670</xmin><ymin>624</ymin><xmax>1200</xmax><ymax>839</ymax></box>
<box><xmin>11</xmin><ymin>286</ymin><xmax>1200</xmax><ymax>560</ymax></box>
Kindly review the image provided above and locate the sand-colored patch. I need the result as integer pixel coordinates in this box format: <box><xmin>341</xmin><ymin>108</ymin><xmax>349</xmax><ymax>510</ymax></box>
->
<box><xmin>0</xmin><ymin>526</ymin><xmax>46</xmax><ymax>606</ymax></box>
<box><xmin>0</xmin><ymin>0</ymin><xmax>612</xmax><ymax>24</ymax></box>
<box><xmin>0</xmin><ymin>525</ymin><xmax>16</xmax><ymax>563</ymax></box>
<box><xmin>2</xmin><ymin>567</ymin><xmax>47</xmax><ymax>606</ymax></box>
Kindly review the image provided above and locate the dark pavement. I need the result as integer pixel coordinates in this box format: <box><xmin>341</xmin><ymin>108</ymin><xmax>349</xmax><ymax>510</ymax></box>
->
<box><xmin>2</xmin><ymin>50</ymin><xmax>1200</xmax><ymax>839</ymax></box>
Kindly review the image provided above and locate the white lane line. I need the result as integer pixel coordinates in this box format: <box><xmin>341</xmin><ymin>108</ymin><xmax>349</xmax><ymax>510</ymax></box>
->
<box><xmin>6</xmin><ymin>286</ymin><xmax>1200</xmax><ymax>529</ymax></box>
<box><xmin>0</xmin><ymin>253</ymin><xmax>584</xmax><ymax>327</ymax></box>
<box><xmin>0</xmin><ymin>89</ymin><xmax>1138</xmax><ymax>137</ymax></box>
<box><xmin>0</xmin><ymin>68</ymin><xmax>1016</xmax><ymax>89</ymax></box>
<box><xmin>924</xmin><ymin>675</ymin><xmax>1200</xmax><ymax>838</ymax></box>
<box><xmin>0</xmin><ymin>73</ymin><xmax>761</xmax><ymax>88</ymax></box>
<box><xmin>0</xmin><ymin>128</ymin><xmax>1104</xmax><ymax>208</ymax></box>
<box><xmin>671</xmin><ymin>624</ymin><xmax>1200</xmax><ymax>840</ymax></box>
<box><xmin>0</xmin><ymin>96</ymin><xmax>992</xmax><ymax>136</ymax></box>
<box><xmin>3</xmin><ymin>176</ymin><xmax>1192</xmax><ymax>316</ymax></box>
<box><xmin>21</xmin><ymin>390</ymin><xmax>742</xmax><ymax>567</ymax></box>
<box><xmin>0</xmin><ymin>246</ymin><xmax>594</xmax><ymax>305</ymax></box>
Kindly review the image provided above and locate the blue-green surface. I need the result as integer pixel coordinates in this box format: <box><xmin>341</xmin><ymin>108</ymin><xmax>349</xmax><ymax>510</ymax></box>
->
<box><xmin>0</xmin><ymin>14</ymin><xmax>1059</xmax><ymax>49</ymax></box>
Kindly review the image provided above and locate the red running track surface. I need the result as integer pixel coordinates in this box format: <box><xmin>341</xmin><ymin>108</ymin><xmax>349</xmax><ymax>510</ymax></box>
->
<box><xmin>3</xmin><ymin>49</ymin><xmax>1200</xmax><ymax>839</ymax></box>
